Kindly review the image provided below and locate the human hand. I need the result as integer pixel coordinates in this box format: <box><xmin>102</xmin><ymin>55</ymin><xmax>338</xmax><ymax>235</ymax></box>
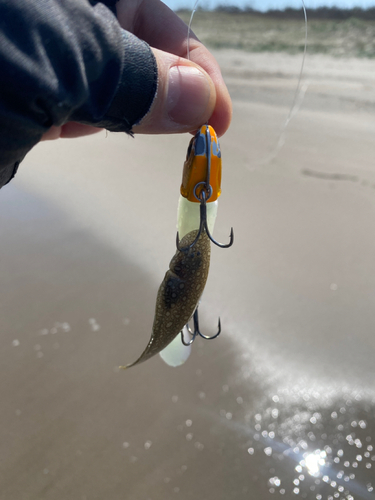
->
<box><xmin>42</xmin><ymin>0</ymin><xmax>231</xmax><ymax>141</ymax></box>
<box><xmin>116</xmin><ymin>0</ymin><xmax>232</xmax><ymax>137</ymax></box>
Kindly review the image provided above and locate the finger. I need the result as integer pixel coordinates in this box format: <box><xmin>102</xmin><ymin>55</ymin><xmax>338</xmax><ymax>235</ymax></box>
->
<box><xmin>40</xmin><ymin>125</ymin><xmax>62</xmax><ymax>141</ymax></box>
<box><xmin>116</xmin><ymin>0</ymin><xmax>196</xmax><ymax>55</ymax></box>
<box><xmin>116</xmin><ymin>0</ymin><xmax>232</xmax><ymax>136</ymax></box>
<box><xmin>40</xmin><ymin>123</ymin><xmax>103</xmax><ymax>141</ymax></box>
<box><xmin>133</xmin><ymin>48</ymin><xmax>215</xmax><ymax>135</ymax></box>
<box><xmin>59</xmin><ymin>123</ymin><xmax>103</xmax><ymax>139</ymax></box>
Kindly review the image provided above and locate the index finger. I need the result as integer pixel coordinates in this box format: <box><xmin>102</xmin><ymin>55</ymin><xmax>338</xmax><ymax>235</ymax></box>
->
<box><xmin>115</xmin><ymin>0</ymin><xmax>232</xmax><ymax>136</ymax></box>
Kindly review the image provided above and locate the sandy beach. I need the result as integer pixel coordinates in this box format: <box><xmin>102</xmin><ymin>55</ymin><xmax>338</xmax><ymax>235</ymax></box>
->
<box><xmin>1</xmin><ymin>47</ymin><xmax>375</xmax><ymax>500</ymax></box>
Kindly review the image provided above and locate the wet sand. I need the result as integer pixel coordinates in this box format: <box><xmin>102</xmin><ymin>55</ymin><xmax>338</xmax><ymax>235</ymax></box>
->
<box><xmin>1</xmin><ymin>51</ymin><xmax>375</xmax><ymax>499</ymax></box>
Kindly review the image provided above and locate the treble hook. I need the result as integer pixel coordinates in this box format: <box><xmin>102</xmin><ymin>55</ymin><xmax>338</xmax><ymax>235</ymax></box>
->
<box><xmin>176</xmin><ymin>189</ymin><xmax>234</xmax><ymax>251</ymax></box>
<box><xmin>177</xmin><ymin>125</ymin><xmax>234</xmax><ymax>251</ymax></box>
<box><xmin>181</xmin><ymin>306</ymin><xmax>221</xmax><ymax>346</ymax></box>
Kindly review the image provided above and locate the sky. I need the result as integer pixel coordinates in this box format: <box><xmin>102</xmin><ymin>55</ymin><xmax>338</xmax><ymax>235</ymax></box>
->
<box><xmin>163</xmin><ymin>0</ymin><xmax>375</xmax><ymax>11</ymax></box>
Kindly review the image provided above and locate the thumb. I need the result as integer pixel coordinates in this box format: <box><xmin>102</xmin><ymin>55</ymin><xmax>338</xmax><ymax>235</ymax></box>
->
<box><xmin>133</xmin><ymin>48</ymin><xmax>216</xmax><ymax>134</ymax></box>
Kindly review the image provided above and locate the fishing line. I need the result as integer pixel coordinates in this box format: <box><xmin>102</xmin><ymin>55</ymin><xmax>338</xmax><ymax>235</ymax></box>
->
<box><xmin>186</xmin><ymin>0</ymin><xmax>200</xmax><ymax>61</ymax></box>
<box><xmin>185</xmin><ymin>1</ymin><xmax>308</xmax><ymax>164</ymax></box>
<box><xmin>257</xmin><ymin>1</ymin><xmax>308</xmax><ymax>164</ymax></box>
<box><xmin>283</xmin><ymin>0</ymin><xmax>308</xmax><ymax>130</ymax></box>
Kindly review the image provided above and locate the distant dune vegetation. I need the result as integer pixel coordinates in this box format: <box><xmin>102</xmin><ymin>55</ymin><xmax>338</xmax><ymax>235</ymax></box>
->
<box><xmin>177</xmin><ymin>7</ymin><xmax>375</xmax><ymax>57</ymax></box>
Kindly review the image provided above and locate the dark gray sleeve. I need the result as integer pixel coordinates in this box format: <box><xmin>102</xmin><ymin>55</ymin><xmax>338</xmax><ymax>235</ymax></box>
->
<box><xmin>0</xmin><ymin>0</ymin><xmax>157</xmax><ymax>188</ymax></box>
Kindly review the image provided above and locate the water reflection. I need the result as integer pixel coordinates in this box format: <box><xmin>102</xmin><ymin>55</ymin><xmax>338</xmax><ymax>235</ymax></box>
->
<box><xmin>212</xmin><ymin>384</ymin><xmax>375</xmax><ymax>499</ymax></box>
<box><xmin>303</xmin><ymin>449</ymin><xmax>327</xmax><ymax>477</ymax></box>
<box><xmin>115</xmin><ymin>367</ymin><xmax>375</xmax><ymax>500</ymax></box>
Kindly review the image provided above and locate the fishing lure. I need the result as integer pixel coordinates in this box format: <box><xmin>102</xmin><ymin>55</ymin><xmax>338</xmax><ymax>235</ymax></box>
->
<box><xmin>122</xmin><ymin>125</ymin><xmax>233</xmax><ymax>369</ymax></box>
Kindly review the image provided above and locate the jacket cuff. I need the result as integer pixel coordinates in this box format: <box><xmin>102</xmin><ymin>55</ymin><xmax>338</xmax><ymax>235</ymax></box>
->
<box><xmin>0</xmin><ymin>161</ymin><xmax>21</xmax><ymax>187</ymax></box>
<box><xmin>101</xmin><ymin>31</ymin><xmax>158</xmax><ymax>134</ymax></box>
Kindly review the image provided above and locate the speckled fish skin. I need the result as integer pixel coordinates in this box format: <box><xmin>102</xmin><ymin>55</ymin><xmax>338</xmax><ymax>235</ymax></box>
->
<box><xmin>124</xmin><ymin>229</ymin><xmax>211</xmax><ymax>368</ymax></box>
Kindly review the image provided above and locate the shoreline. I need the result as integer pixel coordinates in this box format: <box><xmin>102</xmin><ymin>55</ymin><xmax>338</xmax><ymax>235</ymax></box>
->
<box><xmin>177</xmin><ymin>10</ymin><xmax>375</xmax><ymax>59</ymax></box>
